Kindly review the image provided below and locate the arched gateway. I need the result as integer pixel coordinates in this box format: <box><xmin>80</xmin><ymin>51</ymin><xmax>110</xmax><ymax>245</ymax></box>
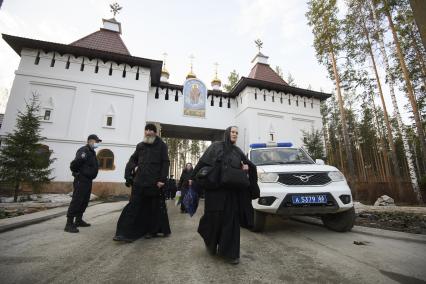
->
<box><xmin>0</xmin><ymin>17</ymin><xmax>330</xmax><ymax>191</ymax></box>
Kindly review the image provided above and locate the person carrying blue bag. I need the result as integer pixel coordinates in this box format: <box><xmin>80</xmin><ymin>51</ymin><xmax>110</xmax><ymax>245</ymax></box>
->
<box><xmin>178</xmin><ymin>163</ymin><xmax>193</xmax><ymax>213</ymax></box>
<box><xmin>182</xmin><ymin>183</ymin><xmax>199</xmax><ymax>217</ymax></box>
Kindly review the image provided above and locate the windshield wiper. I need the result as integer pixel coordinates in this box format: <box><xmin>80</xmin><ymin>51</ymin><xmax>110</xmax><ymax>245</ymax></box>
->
<box><xmin>282</xmin><ymin>161</ymin><xmax>313</xmax><ymax>164</ymax></box>
<box><xmin>255</xmin><ymin>162</ymin><xmax>286</xmax><ymax>166</ymax></box>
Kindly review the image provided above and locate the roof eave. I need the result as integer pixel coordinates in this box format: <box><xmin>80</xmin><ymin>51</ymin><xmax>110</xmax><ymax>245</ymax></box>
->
<box><xmin>155</xmin><ymin>81</ymin><xmax>231</xmax><ymax>97</ymax></box>
<box><xmin>230</xmin><ymin>77</ymin><xmax>331</xmax><ymax>100</ymax></box>
<box><xmin>2</xmin><ymin>33</ymin><xmax>162</xmax><ymax>85</ymax></box>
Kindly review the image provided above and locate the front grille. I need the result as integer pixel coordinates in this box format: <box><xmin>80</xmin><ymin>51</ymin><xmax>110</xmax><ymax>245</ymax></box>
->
<box><xmin>278</xmin><ymin>172</ymin><xmax>331</xmax><ymax>186</ymax></box>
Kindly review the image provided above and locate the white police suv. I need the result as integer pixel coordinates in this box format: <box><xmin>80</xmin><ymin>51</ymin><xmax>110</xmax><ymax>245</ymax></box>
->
<box><xmin>249</xmin><ymin>142</ymin><xmax>355</xmax><ymax>232</ymax></box>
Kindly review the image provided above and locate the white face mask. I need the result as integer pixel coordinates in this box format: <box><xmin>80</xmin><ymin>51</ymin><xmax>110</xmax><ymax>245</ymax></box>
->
<box><xmin>93</xmin><ymin>143</ymin><xmax>100</xmax><ymax>149</ymax></box>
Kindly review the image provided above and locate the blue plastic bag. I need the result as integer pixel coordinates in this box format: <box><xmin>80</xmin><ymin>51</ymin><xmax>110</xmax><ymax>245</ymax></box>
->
<box><xmin>182</xmin><ymin>185</ymin><xmax>199</xmax><ymax>217</ymax></box>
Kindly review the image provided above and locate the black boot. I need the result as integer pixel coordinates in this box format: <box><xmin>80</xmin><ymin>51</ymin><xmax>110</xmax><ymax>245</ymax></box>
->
<box><xmin>113</xmin><ymin>235</ymin><xmax>135</xmax><ymax>243</ymax></box>
<box><xmin>64</xmin><ymin>217</ymin><xmax>79</xmax><ymax>233</ymax></box>
<box><xmin>75</xmin><ymin>215</ymin><xmax>91</xmax><ymax>227</ymax></box>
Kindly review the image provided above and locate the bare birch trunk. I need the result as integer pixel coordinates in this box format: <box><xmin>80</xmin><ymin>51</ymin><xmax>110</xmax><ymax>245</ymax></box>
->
<box><xmin>370</xmin><ymin>0</ymin><xmax>421</xmax><ymax>200</ymax></box>
<box><xmin>382</xmin><ymin>0</ymin><xmax>426</xmax><ymax>203</ymax></box>
<box><xmin>383</xmin><ymin>0</ymin><xmax>426</xmax><ymax>182</ymax></box>
<box><xmin>360</xmin><ymin>14</ymin><xmax>402</xmax><ymax>182</ymax></box>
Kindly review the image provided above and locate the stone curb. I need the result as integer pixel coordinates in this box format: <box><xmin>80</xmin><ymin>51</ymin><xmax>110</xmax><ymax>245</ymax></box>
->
<box><xmin>290</xmin><ymin>216</ymin><xmax>426</xmax><ymax>244</ymax></box>
<box><xmin>0</xmin><ymin>201</ymin><xmax>103</xmax><ymax>234</ymax></box>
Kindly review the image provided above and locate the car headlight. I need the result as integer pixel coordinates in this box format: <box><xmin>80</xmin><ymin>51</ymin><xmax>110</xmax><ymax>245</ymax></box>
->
<box><xmin>258</xmin><ymin>172</ymin><xmax>279</xmax><ymax>183</ymax></box>
<box><xmin>328</xmin><ymin>171</ymin><xmax>345</xmax><ymax>182</ymax></box>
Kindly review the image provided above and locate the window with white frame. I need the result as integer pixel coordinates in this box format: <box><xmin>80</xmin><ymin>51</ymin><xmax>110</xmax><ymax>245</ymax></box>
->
<box><xmin>41</xmin><ymin>97</ymin><xmax>54</xmax><ymax>122</ymax></box>
<box><xmin>43</xmin><ymin>109</ymin><xmax>52</xmax><ymax>121</ymax></box>
<box><xmin>103</xmin><ymin>104</ymin><xmax>115</xmax><ymax>128</ymax></box>
<box><xmin>106</xmin><ymin>115</ymin><xmax>113</xmax><ymax>127</ymax></box>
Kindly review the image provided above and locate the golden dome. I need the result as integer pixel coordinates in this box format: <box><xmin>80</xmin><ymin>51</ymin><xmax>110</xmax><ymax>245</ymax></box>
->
<box><xmin>186</xmin><ymin>71</ymin><xmax>196</xmax><ymax>79</ymax></box>
<box><xmin>211</xmin><ymin>78</ymin><xmax>221</xmax><ymax>85</ymax></box>
<box><xmin>161</xmin><ymin>68</ymin><xmax>170</xmax><ymax>77</ymax></box>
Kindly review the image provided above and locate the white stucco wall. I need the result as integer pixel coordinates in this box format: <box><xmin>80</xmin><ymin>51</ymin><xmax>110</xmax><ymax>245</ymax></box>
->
<box><xmin>0</xmin><ymin>47</ymin><xmax>325</xmax><ymax>183</ymax></box>
<box><xmin>145</xmin><ymin>87</ymin><xmax>237</xmax><ymax>131</ymax></box>
<box><xmin>0</xmin><ymin>48</ymin><xmax>150</xmax><ymax>182</ymax></box>
<box><xmin>234</xmin><ymin>87</ymin><xmax>323</xmax><ymax>153</ymax></box>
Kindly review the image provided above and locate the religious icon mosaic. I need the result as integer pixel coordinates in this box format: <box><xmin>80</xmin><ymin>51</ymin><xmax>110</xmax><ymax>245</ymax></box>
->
<box><xmin>183</xmin><ymin>78</ymin><xmax>207</xmax><ymax>118</ymax></box>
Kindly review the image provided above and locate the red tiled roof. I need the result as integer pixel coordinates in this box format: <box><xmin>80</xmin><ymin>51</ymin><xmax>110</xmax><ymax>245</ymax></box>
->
<box><xmin>248</xmin><ymin>63</ymin><xmax>288</xmax><ymax>85</ymax></box>
<box><xmin>70</xmin><ymin>29</ymin><xmax>130</xmax><ymax>55</ymax></box>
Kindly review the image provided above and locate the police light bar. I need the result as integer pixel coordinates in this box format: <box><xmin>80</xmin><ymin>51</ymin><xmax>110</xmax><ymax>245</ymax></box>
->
<box><xmin>250</xmin><ymin>142</ymin><xmax>293</xmax><ymax>148</ymax></box>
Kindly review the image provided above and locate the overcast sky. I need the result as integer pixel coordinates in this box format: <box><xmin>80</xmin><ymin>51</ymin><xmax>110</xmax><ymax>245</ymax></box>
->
<box><xmin>0</xmin><ymin>0</ymin><xmax>412</xmax><ymax>123</ymax></box>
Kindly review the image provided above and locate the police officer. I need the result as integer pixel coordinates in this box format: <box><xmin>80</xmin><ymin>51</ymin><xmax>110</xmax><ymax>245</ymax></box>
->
<box><xmin>64</xmin><ymin>134</ymin><xmax>101</xmax><ymax>233</ymax></box>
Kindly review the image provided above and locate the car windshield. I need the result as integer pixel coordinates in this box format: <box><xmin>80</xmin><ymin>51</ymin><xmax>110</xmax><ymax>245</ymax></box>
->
<box><xmin>249</xmin><ymin>148</ymin><xmax>315</xmax><ymax>166</ymax></box>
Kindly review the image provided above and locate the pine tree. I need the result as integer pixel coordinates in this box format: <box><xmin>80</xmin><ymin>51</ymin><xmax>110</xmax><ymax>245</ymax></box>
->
<box><xmin>380</xmin><ymin>0</ymin><xmax>426</xmax><ymax>172</ymax></box>
<box><xmin>223</xmin><ymin>70</ymin><xmax>240</xmax><ymax>92</ymax></box>
<box><xmin>0</xmin><ymin>93</ymin><xmax>54</xmax><ymax>202</ymax></box>
<box><xmin>302</xmin><ymin>128</ymin><xmax>325</xmax><ymax>159</ymax></box>
<box><xmin>345</xmin><ymin>0</ymin><xmax>402</xmax><ymax>181</ymax></box>
<box><xmin>306</xmin><ymin>0</ymin><xmax>356</xmax><ymax>180</ymax></box>
<box><xmin>369</xmin><ymin>0</ymin><xmax>421</xmax><ymax>197</ymax></box>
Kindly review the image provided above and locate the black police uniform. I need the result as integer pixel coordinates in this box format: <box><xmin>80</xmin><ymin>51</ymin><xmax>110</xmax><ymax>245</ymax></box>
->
<box><xmin>67</xmin><ymin>145</ymin><xmax>99</xmax><ymax>220</ymax></box>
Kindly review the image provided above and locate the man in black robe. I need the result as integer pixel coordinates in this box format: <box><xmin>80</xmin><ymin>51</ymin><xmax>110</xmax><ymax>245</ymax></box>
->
<box><xmin>113</xmin><ymin>124</ymin><xmax>171</xmax><ymax>242</ymax></box>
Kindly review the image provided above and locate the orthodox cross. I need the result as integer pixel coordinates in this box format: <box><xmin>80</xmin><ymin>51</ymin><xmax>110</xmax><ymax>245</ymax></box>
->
<box><xmin>162</xmin><ymin>52</ymin><xmax>168</xmax><ymax>70</ymax></box>
<box><xmin>214</xmin><ymin>62</ymin><xmax>219</xmax><ymax>78</ymax></box>
<box><xmin>254</xmin><ymin>39</ymin><xmax>263</xmax><ymax>53</ymax></box>
<box><xmin>110</xmin><ymin>2</ymin><xmax>122</xmax><ymax>17</ymax></box>
<box><xmin>189</xmin><ymin>54</ymin><xmax>195</xmax><ymax>73</ymax></box>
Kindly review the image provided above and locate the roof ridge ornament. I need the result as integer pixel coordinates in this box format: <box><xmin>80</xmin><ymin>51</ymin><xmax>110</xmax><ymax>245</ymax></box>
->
<box><xmin>254</xmin><ymin>39</ymin><xmax>263</xmax><ymax>53</ymax></box>
<box><xmin>211</xmin><ymin>62</ymin><xmax>222</xmax><ymax>90</ymax></box>
<box><xmin>160</xmin><ymin>52</ymin><xmax>170</xmax><ymax>83</ymax></box>
<box><xmin>162</xmin><ymin>52</ymin><xmax>169</xmax><ymax>72</ymax></box>
<box><xmin>186</xmin><ymin>54</ymin><xmax>196</xmax><ymax>79</ymax></box>
<box><xmin>110</xmin><ymin>2</ymin><xmax>122</xmax><ymax>17</ymax></box>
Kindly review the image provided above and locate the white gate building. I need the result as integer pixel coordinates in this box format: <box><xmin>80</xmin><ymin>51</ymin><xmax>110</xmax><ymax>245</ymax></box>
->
<box><xmin>0</xmin><ymin>18</ymin><xmax>330</xmax><ymax>194</ymax></box>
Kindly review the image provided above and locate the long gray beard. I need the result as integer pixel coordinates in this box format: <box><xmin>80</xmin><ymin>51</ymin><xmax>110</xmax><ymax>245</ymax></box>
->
<box><xmin>143</xmin><ymin>136</ymin><xmax>156</xmax><ymax>144</ymax></box>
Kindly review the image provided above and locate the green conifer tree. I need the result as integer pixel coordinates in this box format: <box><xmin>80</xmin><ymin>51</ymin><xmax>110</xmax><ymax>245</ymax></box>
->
<box><xmin>0</xmin><ymin>93</ymin><xmax>55</xmax><ymax>202</ymax></box>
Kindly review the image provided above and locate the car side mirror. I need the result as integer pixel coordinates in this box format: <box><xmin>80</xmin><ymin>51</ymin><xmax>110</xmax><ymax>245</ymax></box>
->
<box><xmin>315</xmin><ymin>159</ymin><xmax>325</xmax><ymax>165</ymax></box>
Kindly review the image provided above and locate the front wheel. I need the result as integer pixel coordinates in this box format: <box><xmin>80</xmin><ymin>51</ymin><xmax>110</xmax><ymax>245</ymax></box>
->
<box><xmin>321</xmin><ymin>207</ymin><xmax>355</xmax><ymax>232</ymax></box>
<box><xmin>252</xmin><ymin>210</ymin><xmax>267</xmax><ymax>232</ymax></box>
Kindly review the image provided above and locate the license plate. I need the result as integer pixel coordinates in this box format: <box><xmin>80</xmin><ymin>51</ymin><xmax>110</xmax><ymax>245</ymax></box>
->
<box><xmin>291</xmin><ymin>195</ymin><xmax>327</xmax><ymax>204</ymax></box>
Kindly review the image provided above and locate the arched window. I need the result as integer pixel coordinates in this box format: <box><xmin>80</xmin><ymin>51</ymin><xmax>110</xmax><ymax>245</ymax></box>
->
<box><xmin>97</xmin><ymin>149</ymin><xmax>115</xmax><ymax>170</ymax></box>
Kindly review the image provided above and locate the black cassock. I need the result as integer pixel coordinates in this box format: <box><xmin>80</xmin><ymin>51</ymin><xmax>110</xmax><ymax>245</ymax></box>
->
<box><xmin>115</xmin><ymin>137</ymin><xmax>171</xmax><ymax>239</ymax></box>
<box><xmin>192</xmin><ymin>140</ymin><xmax>259</xmax><ymax>259</ymax></box>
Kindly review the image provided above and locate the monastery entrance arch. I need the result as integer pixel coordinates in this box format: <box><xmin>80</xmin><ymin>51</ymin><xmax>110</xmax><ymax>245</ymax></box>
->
<box><xmin>159</xmin><ymin>124</ymin><xmax>224</xmax><ymax>141</ymax></box>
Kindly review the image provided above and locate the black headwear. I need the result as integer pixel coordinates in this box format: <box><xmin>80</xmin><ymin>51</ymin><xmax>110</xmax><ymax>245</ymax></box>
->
<box><xmin>224</xmin><ymin>126</ymin><xmax>238</xmax><ymax>151</ymax></box>
<box><xmin>185</xmin><ymin>163</ymin><xmax>193</xmax><ymax>172</ymax></box>
<box><xmin>145</xmin><ymin>123</ymin><xmax>157</xmax><ymax>133</ymax></box>
<box><xmin>87</xmin><ymin>134</ymin><xmax>102</xmax><ymax>142</ymax></box>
